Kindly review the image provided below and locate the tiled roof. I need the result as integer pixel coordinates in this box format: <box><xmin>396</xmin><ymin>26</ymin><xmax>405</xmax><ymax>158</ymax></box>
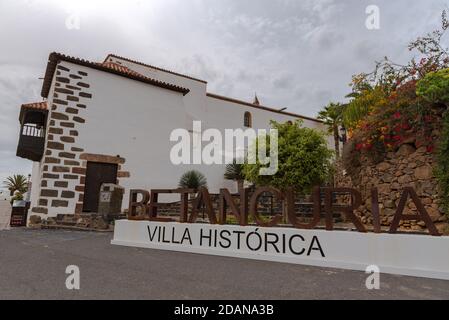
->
<box><xmin>99</xmin><ymin>61</ymin><xmax>143</xmax><ymax>78</ymax></box>
<box><xmin>41</xmin><ymin>52</ymin><xmax>190</xmax><ymax>98</ymax></box>
<box><xmin>105</xmin><ymin>54</ymin><xmax>322</xmax><ymax>123</ymax></box>
<box><xmin>21</xmin><ymin>101</ymin><xmax>48</xmax><ymax>111</ymax></box>
<box><xmin>19</xmin><ymin>101</ymin><xmax>48</xmax><ymax>123</ymax></box>
<box><xmin>206</xmin><ymin>93</ymin><xmax>323</xmax><ymax>123</ymax></box>
<box><xmin>104</xmin><ymin>54</ymin><xmax>208</xmax><ymax>84</ymax></box>
<box><xmin>37</xmin><ymin>52</ymin><xmax>322</xmax><ymax>123</ymax></box>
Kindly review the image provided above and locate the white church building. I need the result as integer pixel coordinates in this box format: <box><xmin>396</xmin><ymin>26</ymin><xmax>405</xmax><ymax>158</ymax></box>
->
<box><xmin>16</xmin><ymin>52</ymin><xmax>330</xmax><ymax>218</ymax></box>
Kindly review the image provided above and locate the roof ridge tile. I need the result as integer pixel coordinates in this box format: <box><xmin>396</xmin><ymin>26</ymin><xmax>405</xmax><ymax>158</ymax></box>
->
<box><xmin>105</xmin><ymin>53</ymin><xmax>208</xmax><ymax>84</ymax></box>
<box><xmin>41</xmin><ymin>52</ymin><xmax>190</xmax><ymax>98</ymax></box>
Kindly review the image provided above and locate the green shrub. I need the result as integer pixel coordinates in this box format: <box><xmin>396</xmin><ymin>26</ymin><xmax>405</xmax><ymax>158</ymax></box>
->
<box><xmin>243</xmin><ymin>121</ymin><xmax>334</xmax><ymax>193</ymax></box>
<box><xmin>435</xmin><ymin>111</ymin><xmax>449</xmax><ymax>216</ymax></box>
<box><xmin>178</xmin><ymin>170</ymin><xmax>207</xmax><ymax>190</ymax></box>
<box><xmin>416</xmin><ymin>68</ymin><xmax>449</xmax><ymax>104</ymax></box>
<box><xmin>343</xmin><ymin>86</ymin><xmax>388</xmax><ymax>130</ymax></box>
<box><xmin>417</xmin><ymin>68</ymin><xmax>449</xmax><ymax>216</ymax></box>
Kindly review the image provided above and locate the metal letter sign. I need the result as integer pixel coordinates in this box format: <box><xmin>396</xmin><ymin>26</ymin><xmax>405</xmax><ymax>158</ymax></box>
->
<box><xmin>127</xmin><ymin>186</ymin><xmax>440</xmax><ymax>236</ymax></box>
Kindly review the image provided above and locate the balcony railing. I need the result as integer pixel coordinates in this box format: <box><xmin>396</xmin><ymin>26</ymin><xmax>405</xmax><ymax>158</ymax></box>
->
<box><xmin>21</xmin><ymin>124</ymin><xmax>44</xmax><ymax>138</ymax></box>
<box><xmin>16</xmin><ymin>124</ymin><xmax>45</xmax><ymax>162</ymax></box>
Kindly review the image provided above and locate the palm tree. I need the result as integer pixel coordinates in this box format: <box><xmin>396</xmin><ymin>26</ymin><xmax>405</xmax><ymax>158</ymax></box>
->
<box><xmin>318</xmin><ymin>102</ymin><xmax>345</xmax><ymax>159</ymax></box>
<box><xmin>178</xmin><ymin>170</ymin><xmax>208</xmax><ymax>190</ymax></box>
<box><xmin>224</xmin><ymin>161</ymin><xmax>245</xmax><ymax>194</ymax></box>
<box><xmin>3</xmin><ymin>174</ymin><xmax>28</xmax><ymax>196</ymax></box>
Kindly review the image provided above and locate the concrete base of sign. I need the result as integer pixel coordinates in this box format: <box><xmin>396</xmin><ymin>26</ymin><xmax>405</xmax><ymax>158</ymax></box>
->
<box><xmin>111</xmin><ymin>220</ymin><xmax>449</xmax><ymax>280</ymax></box>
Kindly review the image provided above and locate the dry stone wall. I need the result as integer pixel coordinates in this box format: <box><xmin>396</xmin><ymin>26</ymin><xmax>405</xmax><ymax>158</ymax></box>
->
<box><xmin>335</xmin><ymin>144</ymin><xmax>449</xmax><ymax>234</ymax></box>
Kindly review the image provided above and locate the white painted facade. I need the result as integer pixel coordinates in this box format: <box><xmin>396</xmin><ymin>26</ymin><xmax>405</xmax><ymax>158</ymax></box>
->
<box><xmin>26</xmin><ymin>53</ymin><xmax>332</xmax><ymax>218</ymax></box>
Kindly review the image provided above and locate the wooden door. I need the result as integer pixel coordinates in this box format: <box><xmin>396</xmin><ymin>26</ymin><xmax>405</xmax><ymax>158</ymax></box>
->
<box><xmin>82</xmin><ymin>162</ymin><xmax>118</xmax><ymax>213</ymax></box>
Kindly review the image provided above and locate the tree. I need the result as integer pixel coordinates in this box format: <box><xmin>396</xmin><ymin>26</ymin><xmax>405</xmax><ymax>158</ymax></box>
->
<box><xmin>224</xmin><ymin>161</ymin><xmax>245</xmax><ymax>194</ymax></box>
<box><xmin>3</xmin><ymin>174</ymin><xmax>28</xmax><ymax>196</ymax></box>
<box><xmin>178</xmin><ymin>170</ymin><xmax>208</xmax><ymax>190</ymax></box>
<box><xmin>243</xmin><ymin>121</ymin><xmax>334</xmax><ymax>194</ymax></box>
<box><xmin>318</xmin><ymin>102</ymin><xmax>345</xmax><ymax>158</ymax></box>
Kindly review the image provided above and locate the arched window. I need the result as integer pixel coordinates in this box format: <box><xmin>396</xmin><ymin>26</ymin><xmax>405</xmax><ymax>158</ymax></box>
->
<box><xmin>244</xmin><ymin>112</ymin><xmax>252</xmax><ymax>128</ymax></box>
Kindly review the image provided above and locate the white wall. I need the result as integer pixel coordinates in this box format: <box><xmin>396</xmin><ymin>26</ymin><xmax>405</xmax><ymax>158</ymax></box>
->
<box><xmin>29</xmin><ymin>161</ymin><xmax>41</xmax><ymax>212</ymax></box>
<box><xmin>31</xmin><ymin>57</ymin><xmax>332</xmax><ymax>216</ymax></box>
<box><xmin>106</xmin><ymin>56</ymin><xmax>332</xmax><ymax>193</ymax></box>
<box><xmin>29</xmin><ymin>72</ymin><xmax>58</xmax><ymax>219</ymax></box>
<box><xmin>76</xmin><ymin>64</ymin><xmax>191</xmax><ymax>203</ymax></box>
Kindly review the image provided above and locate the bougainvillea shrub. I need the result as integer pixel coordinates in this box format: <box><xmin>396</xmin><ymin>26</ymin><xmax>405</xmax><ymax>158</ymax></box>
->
<box><xmin>336</xmin><ymin>12</ymin><xmax>449</xmax><ymax>216</ymax></box>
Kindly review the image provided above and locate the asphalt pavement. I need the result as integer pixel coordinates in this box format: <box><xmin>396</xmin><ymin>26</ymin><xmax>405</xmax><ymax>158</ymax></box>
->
<box><xmin>0</xmin><ymin>228</ymin><xmax>448</xmax><ymax>299</ymax></box>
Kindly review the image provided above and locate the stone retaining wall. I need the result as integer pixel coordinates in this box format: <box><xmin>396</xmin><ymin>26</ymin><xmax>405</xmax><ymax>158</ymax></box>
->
<box><xmin>335</xmin><ymin>144</ymin><xmax>449</xmax><ymax>234</ymax></box>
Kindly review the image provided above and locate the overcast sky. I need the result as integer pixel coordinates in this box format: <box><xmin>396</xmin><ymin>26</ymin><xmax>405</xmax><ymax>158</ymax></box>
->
<box><xmin>0</xmin><ymin>0</ymin><xmax>448</xmax><ymax>191</ymax></box>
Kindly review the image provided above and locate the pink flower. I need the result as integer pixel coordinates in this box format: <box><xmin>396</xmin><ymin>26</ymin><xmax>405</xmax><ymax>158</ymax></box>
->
<box><xmin>393</xmin><ymin>111</ymin><xmax>402</xmax><ymax>119</ymax></box>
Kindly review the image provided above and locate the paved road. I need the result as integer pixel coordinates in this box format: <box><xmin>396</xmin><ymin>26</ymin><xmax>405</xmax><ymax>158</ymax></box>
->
<box><xmin>0</xmin><ymin>228</ymin><xmax>448</xmax><ymax>299</ymax></box>
<box><xmin>0</xmin><ymin>200</ymin><xmax>11</xmax><ymax>230</ymax></box>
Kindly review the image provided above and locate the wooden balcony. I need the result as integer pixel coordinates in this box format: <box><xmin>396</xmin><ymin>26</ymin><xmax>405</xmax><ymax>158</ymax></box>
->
<box><xmin>16</xmin><ymin>124</ymin><xmax>45</xmax><ymax>162</ymax></box>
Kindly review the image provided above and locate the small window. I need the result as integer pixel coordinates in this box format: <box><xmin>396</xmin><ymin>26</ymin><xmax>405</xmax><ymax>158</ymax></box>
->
<box><xmin>244</xmin><ymin>112</ymin><xmax>252</xmax><ymax>128</ymax></box>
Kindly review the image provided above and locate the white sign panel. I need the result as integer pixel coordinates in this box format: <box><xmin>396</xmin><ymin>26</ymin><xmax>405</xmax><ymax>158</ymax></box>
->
<box><xmin>112</xmin><ymin>220</ymin><xmax>449</xmax><ymax>280</ymax></box>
